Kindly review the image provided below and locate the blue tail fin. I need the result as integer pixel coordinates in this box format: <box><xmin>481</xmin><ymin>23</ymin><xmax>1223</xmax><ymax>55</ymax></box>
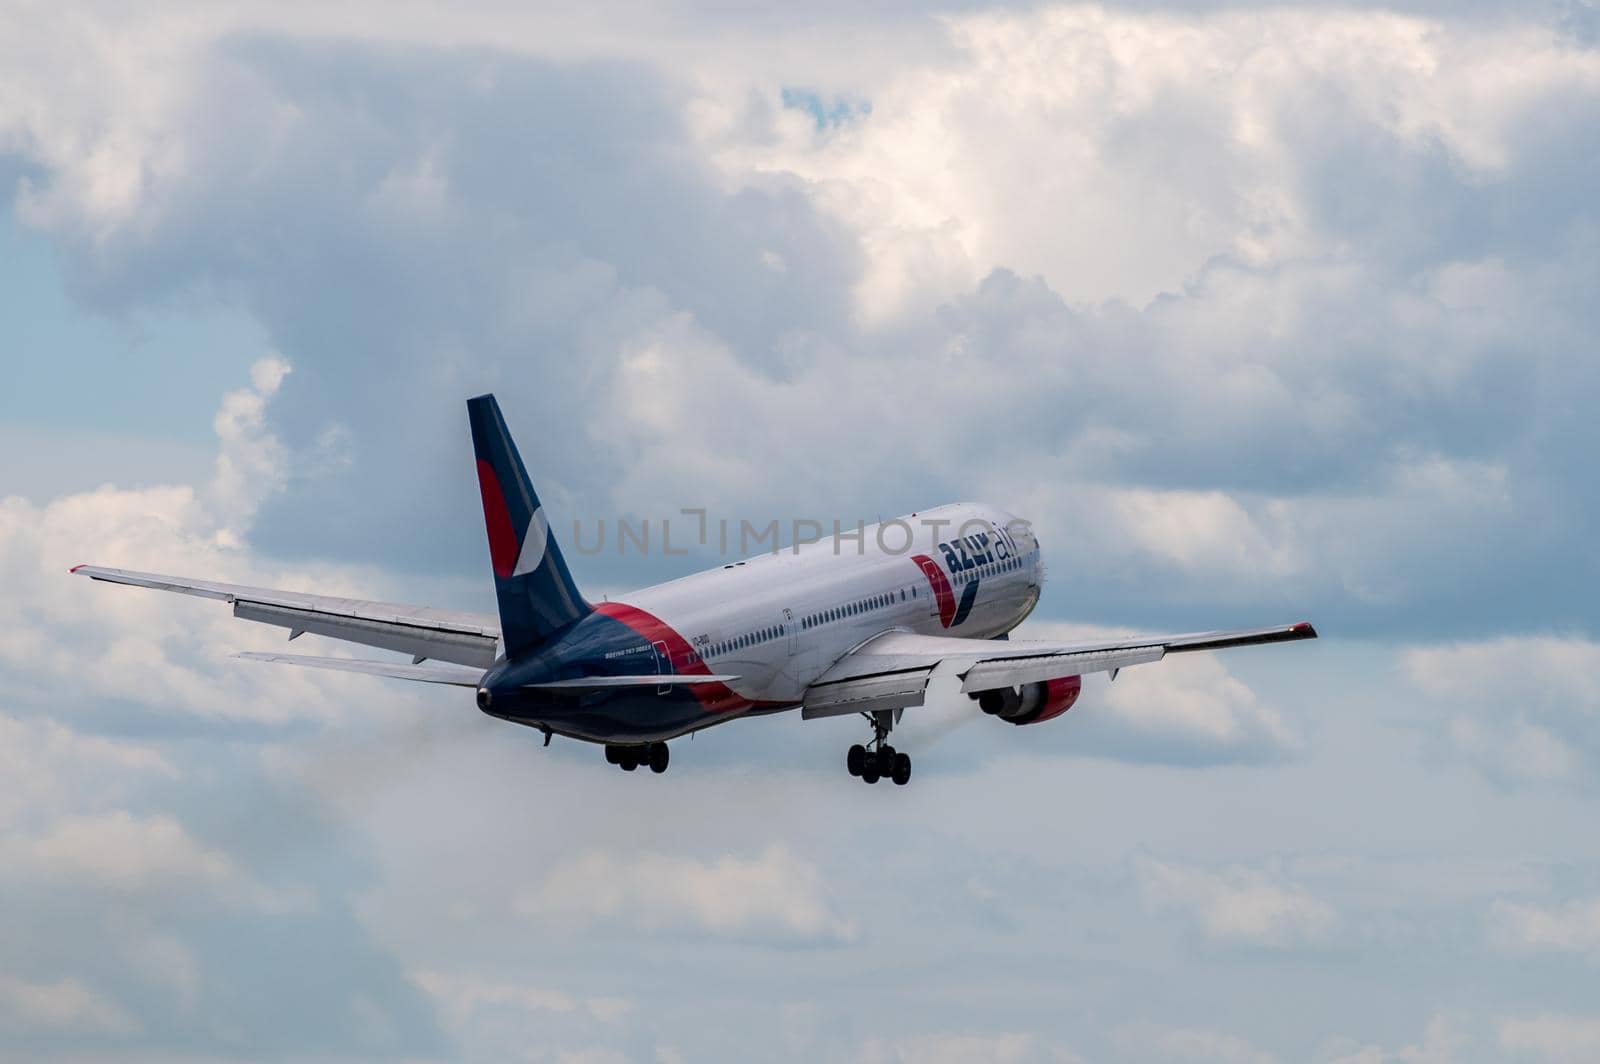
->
<box><xmin>467</xmin><ymin>395</ymin><xmax>589</xmax><ymax>657</ymax></box>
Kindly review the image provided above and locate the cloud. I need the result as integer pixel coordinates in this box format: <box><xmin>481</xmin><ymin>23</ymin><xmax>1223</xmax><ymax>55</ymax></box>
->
<box><xmin>0</xmin><ymin>359</ymin><xmax>448</xmax><ymax>1058</ymax></box>
<box><xmin>1114</xmin><ymin>1024</ymin><xmax>1276</xmax><ymax>1064</ymax></box>
<box><xmin>1135</xmin><ymin>857</ymin><xmax>1336</xmax><ymax>949</ymax></box>
<box><xmin>0</xmin><ymin>356</ymin><xmax>455</xmax><ymax>730</ymax></box>
<box><xmin>3</xmin><ymin>811</ymin><xmax>234</xmax><ymax>893</ymax></box>
<box><xmin>2</xmin><ymin>4</ymin><xmax>1600</xmax><ymax>1061</ymax></box>
<box><xmin>208</xmin><ymin>354</ymin><xmax>291</xmax><ymax>537</ymax></box>
<box><xmin>1490</xmin><ymin>896</ymin><xmax>1600</xmax><ymax>961</ymax></box>
<box><xmin>519</xmin><ymin>844</ymin><xmax>857</xmax><ymax>944</ymax></box>
<box><xmin>1317</xmin><ymin>1014</ymin><xmax>1467</xmax><ymax>1064</ymax></box>
<box><xmin>1402</xmin><ymin>637</ymin><xmax>1600</xmax><ymax>786</ymax></box>
<box><xmin>1014</xmin><ymin>622</ymin><xmax>1299</xmax><ymax>765</ymax></box>
<box><xmin>0</xmin><ymin>974</ymin><xmax>138</xmax><ymax>1036</ymax></box>
<box><xmin>1498</xmin><ymin>1013</ymin><xmax>1600</xmax><ymax>1062</ymax></box>
<box><xmin>0</xmin><ymin>809</ymin><xmax>307</xmax><ymax>915</ymax></box>
<box><xmin>0</xmin><ymin>713</ymin><xmax>174</xmax><ymax>828</ymax></box>
<box><xmin>858</xmin><ymin>1031</ymin><xmax>1082</xmax><ymax>1064</ymax></box>
<box><xmin>4</xmin><ymin>4</ymin><xmax>1597</xmax><ymax>643</ymax></box>
<box><xmin>414</xmin><ymin>971</ymin><xmax>631</xmax><ymax>1028</ymax></box>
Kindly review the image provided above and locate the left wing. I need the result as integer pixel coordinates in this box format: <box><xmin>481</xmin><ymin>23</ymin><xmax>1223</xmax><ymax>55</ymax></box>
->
<box><xmin>73</xmin><ymin>565</ymin><xmax>501</xmax><ymax>667</ymax></box>
<box><xmin>801</xmin><ymin>622</ymin><xmax>1316</xmax><ymax>719</ymax></box>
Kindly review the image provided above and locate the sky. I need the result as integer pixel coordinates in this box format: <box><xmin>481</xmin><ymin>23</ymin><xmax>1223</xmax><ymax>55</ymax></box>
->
<box><xmin>1</xmin><ymin>0</ymin><xmax>1599</xmax><ymax>1060</ymax></box>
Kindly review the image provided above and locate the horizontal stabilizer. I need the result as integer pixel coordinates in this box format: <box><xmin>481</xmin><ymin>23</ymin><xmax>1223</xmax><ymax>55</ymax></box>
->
<box><xmin>523</xmin><ymin>674</ymin><xmax>741</xmax><ymax>690</ymax></box>
<box><xmin>236</xmin><ymin>652</ymin><xmax>486</xmax><ymax>686</ymax></box>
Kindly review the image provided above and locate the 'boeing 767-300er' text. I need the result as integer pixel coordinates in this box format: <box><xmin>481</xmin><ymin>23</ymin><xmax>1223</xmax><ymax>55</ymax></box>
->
<box><xmin>75</xmin><ymin>395</ymin><xmax>1316</xmax><ymax>786</ymax></box>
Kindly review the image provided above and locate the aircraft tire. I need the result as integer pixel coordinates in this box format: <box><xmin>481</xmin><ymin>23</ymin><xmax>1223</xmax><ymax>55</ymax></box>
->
<box><xmin>847</xmin><ymin>744</ymin><xmax>866</xmax><ymax>776</ymax></box>
<box><xmin>649</xmin><ymin>743</ymin><xmax>669</xmax><ymax>774</ymax></box>
<box><xmin>604</xmin><ymin>745</ymin><xmax>619</xmax><ymax>765</ymax></box>
<box><xmin>861</xmin><ymin>756</ymin><xmax>881</xmax><ymax>784</ymax></box>
<box><xmin>892</xmin><ymin>753</ymin><xmax>912</xmax><ymax>786</ymax></box>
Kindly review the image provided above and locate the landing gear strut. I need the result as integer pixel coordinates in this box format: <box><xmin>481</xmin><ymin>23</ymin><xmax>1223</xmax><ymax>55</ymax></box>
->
<box><xmin>845</xmin><ymin>710</ymin><xmax>911</xmax><ymax>786</ymax></box>
<box><xmin>605</xmin><ymin>742</ymin><xmax>670</xmax><ymax>774</ymax></box>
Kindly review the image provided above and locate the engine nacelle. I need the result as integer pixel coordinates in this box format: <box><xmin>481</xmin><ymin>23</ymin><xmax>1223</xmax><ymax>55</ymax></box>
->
<box><xmin>974</xmin><ymin>675</ymin><xmax>1082</xmax><ymax>725</ymax></box>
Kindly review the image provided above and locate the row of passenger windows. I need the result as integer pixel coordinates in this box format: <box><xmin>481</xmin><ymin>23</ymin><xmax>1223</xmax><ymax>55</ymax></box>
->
<box><xmin>800</xmin><ymin>587</ymin><xmax>916</xmax><ymax>631</ymax></box>
<box><xmin>954</xmin><ymin>553</ymin><xmax>1028</xmax><ymax>585</ymax></box>
<box><xmin>707</xmin><ymin>624</ymin><xmax>782</xmax><ymax>658</ymax></box>
<box><xmin>706</xmin><ymin>550</ymin><xmax>1035</xmax><ymax>657</ymax></box>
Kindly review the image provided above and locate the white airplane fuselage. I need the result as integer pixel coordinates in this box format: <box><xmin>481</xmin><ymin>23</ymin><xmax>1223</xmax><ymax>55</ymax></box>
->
<box><xmin>482</xmin><ymin>502</ymin><xmax>1042</xmax><ymax>742</ymax></box>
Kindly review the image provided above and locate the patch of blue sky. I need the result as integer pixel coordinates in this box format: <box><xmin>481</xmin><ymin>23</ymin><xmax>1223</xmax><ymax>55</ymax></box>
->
<box><xmin>0</xmin><ymin>209</ymin><xmax>268</xmax><ymax>446</ymax></box>
<box><xmin>780</xmin><ymin>87</ymin><xmax>871</xmax><ymax>130</ymax></box>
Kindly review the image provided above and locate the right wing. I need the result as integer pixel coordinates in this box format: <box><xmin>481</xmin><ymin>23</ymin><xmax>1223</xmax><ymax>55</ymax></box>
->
<box><xmin>802</xmin><ymin>622</ymin><xmax>1316</xmax><ymax>719</ymax></box>
<box><xmin>73</xmin><ymin>565</ymin><xmax>501</xmax><ymax>667</ymax></box>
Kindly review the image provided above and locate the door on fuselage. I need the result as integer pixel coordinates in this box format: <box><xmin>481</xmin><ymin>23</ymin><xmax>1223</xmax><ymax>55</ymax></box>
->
<box><xmin>652</xmin><ymin>639</ymin><xmax>670</xmax><ymax>694</ymax></box>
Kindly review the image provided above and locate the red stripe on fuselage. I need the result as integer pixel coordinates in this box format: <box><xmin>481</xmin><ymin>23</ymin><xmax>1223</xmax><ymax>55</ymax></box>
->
<box><xmin>912</xmin><ymin>554</ymin><xmax>957</xmax><ymax>628</ymax></box>
<box><xmin>476</xmin><ymin>459</ymin><xmax>520</xmax><ymax>578</ymax></box>
<box><xmin>594</xmin><ymin>601</ymin><xmax>772</xmax><ymax>715</ymax></box>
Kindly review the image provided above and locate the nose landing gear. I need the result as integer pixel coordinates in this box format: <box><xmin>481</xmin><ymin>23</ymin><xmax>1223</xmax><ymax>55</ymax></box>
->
<box><xmin>604</xmin><ymin>742</ymin><xmax>670</xmax><ymax>774</ymax></box>
<box><xmin>846</xmin><ymin>711</ymin><xmax>911</xmax><ymax>786</ymax></box>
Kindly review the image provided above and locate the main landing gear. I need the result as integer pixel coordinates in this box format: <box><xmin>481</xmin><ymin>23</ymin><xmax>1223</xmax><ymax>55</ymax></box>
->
<box><xmin>846</xmin><ymin>710</ymin><xmax>911</xmax><ymax>786</ymax></box>
<box><xmin>604</xmin><ymin>742</ymin><xmax>670</xmax><ymax>774</ymax></box>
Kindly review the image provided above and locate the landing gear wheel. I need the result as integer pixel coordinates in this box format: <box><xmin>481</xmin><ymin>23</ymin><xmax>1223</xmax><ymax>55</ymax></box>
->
<box><xmin>648</xmin><ymin>742</ymin><xmax>670</xmax><ymax>774</ymax></box>
<box><xmin>847</xmin><ymin>710</ymin><xmax>910</xmax><ymax>786</ymax></box>
<box><xmin>604</xmin><ymin>745</ymin><xmax>620</xmax><ymax>765</ymax></box>
<box><xmin>619</xmin><ymin>750</ymin><xmax>639</xmax><ymax>771</ymax></box>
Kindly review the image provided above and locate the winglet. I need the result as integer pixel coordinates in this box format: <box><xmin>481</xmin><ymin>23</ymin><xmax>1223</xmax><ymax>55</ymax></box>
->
<box><xmin>69</xmin><ymin>564</ymin><xmax>85</xmax><ymax>574</ymax></box>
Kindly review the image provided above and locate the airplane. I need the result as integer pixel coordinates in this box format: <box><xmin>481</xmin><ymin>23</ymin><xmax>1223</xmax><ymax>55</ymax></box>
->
<box><xmin>73</xmin><ymin>395</ymin><xmax>1316</xmax><ymax>786</ymax></box>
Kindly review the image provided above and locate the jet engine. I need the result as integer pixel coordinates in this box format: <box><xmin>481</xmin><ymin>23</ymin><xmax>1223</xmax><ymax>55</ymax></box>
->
<box><xmin>973</xmin><ymin>675</ymin><xmax>1082</xmax><ymax>725</ymax></box>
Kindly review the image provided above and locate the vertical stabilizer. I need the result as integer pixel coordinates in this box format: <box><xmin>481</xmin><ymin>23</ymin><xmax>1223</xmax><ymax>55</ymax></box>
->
<box><xmin>467</xmin><ymin>395</ymin><xmax>589</xmax><ymax>657</ymax></box>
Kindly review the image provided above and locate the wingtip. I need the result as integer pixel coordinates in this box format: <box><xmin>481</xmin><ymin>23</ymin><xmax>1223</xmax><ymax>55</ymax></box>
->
<box><xmin>69</xmin><ymin>564</ymin><xmax>85</xmax><ymax>575</ymax></box>
<box><xmin>1292</xmin><ymin>621</ymin><xmax>1318</xmax><ymax>638</ymax></box>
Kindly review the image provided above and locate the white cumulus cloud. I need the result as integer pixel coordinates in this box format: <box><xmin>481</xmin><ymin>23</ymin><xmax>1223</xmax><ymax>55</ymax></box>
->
<box><xmin>0</xmin><ymin>973</ymin><xmax>138</xmax><ymax>1036</ymax></box>
<box><xmin>519</xmin><ymin>844</ymin><xmax>857</xmax><ymax>944</ymax></box>
<box><xmin>1136</xmin><ymin>857</ymin><xmax>1336</xmax><ymax>948</ymax></box>
<box><xmin>1499</xmin><ymin>1013</ymin><xmax>1600</xmax><ymax>1062</ymax></box>
<box><xmin>1490</xmin><ymin>896</ymin><xmax>1600</xmax><ymax>961</ymax></box>
<box><xmin>1402</xmin><ymin>637</ymin><xmax>1600</xmax><ymax>786</ymax></box>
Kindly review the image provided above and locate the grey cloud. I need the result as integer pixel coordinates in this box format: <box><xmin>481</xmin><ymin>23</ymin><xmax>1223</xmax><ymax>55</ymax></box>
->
<box><xmin>14</xmin><ymin>17</ymin><xmax>1599</xmax><ymax>640</ymax></box>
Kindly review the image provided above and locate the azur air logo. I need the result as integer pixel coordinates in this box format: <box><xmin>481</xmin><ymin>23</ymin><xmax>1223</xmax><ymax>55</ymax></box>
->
<box><xmin>913</xmin><ymin>524</ymin><xmax>1021</xmax><ymax>628</ymax></box>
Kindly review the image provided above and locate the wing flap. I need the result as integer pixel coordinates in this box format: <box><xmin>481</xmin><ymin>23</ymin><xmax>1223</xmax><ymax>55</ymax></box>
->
<box><xmin>801</xmin><ymin>668</ymin><xmax>934</xmax><ymax>720</ymax></box>
<box><xmin>959</xmin><ymin>646</ymin><xmax>1165</xmax><ymax>693</ymax></box>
